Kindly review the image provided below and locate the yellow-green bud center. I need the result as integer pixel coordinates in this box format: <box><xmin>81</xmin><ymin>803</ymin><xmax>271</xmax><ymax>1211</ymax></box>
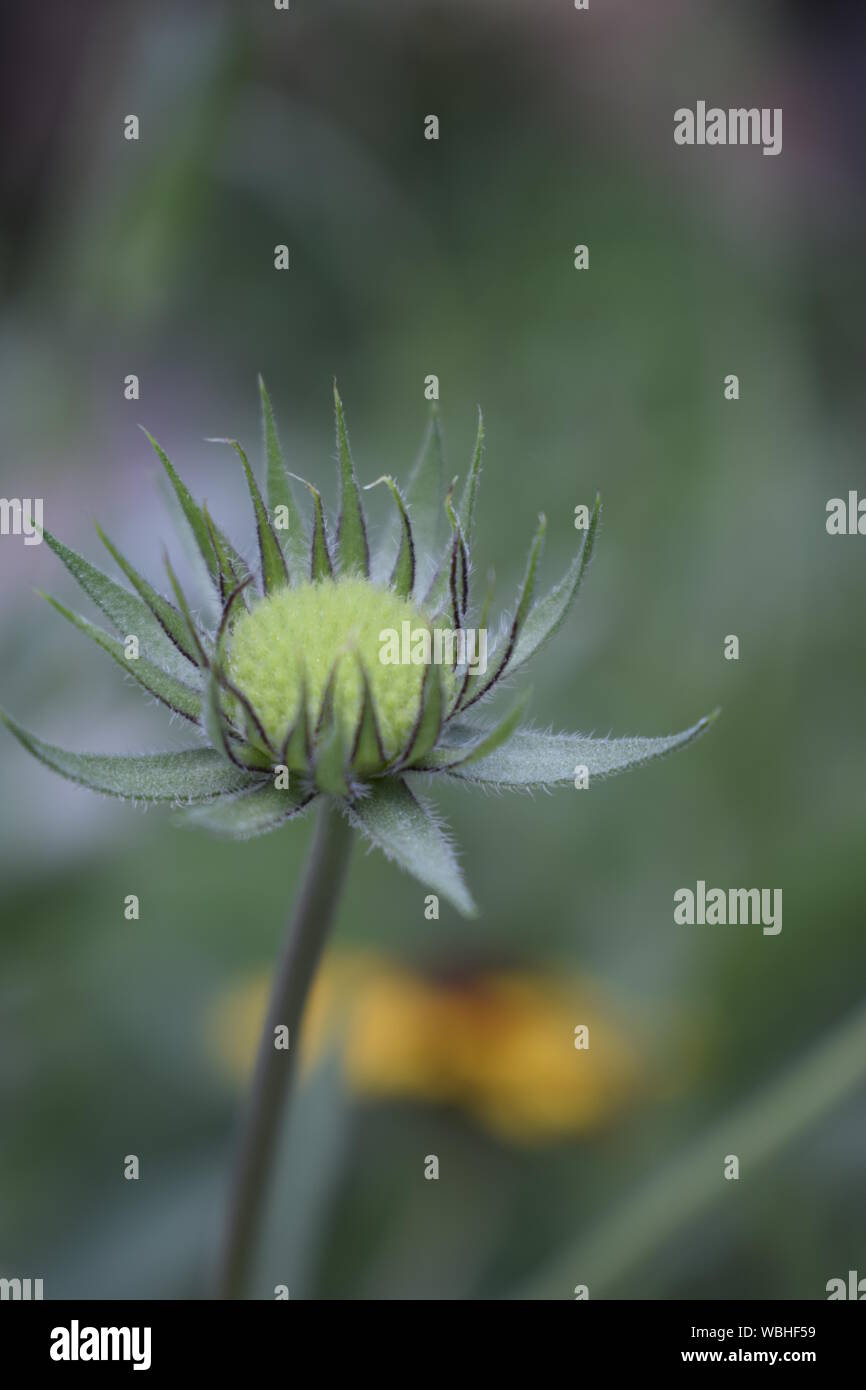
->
<box><xmin>227</xmin><ymin>576</ymin><xmax>453</xmax><ymax>771</ymax></box>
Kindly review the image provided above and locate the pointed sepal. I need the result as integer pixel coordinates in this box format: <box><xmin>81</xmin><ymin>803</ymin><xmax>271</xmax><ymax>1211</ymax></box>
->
<box><xmin>259</xmin><ymin>375</ymin><xmax>309</xmax><ymax>582</ymax></box>
<box><xmin>343</xmin><ymin>778</ymin><xmax>477</xmax><ymax>917</ymax></box>
<box><xmin>39</xmin><ymin>593</ymin><xmax>202</xmax><ymax>723</ymax></box>
<box><xmin>1</xmin><ymin>711</ymin><xmax>259</xmax><ymax>801</ymax></box>
<box><xmin>364</xmin><ymin>476</ymin><xmax>415</xmax><ymax>597</ymax></box>
<box><xmin>208</xmin><ymin>437</ymin><xmax>289</xmax><ymax>595</ymax></box>
<box><xmin>333</xmin><ymin>382</ymin><xmax>369</xmax><ymax>576</ymax></box>
<box><xmin>40</xmin><ymin>526</ymin><xmax>192</xmax><ymax>681</ymax></box>
<box><xmin>141</xmin><ymin>428</ymin><xmax>219</xmax><ymax>586</ymax></box>
<box><xmin>96</xmin><ymin>524</ymin><xmax>203</xmax><ymax>669</ymax></box>
<box><xmin>288</xmin><ymin>474</ymin><xmax>333</xmax><ymax>581</ymax></box>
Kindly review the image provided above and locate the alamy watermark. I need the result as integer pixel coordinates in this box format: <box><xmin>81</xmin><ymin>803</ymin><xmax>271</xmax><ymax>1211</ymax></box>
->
<box><xmin>379</xmin><ymin>622</ymin><xmax>488</xmax><ymax>676</ymax></box>
<box><xmin>674</xmin><ymin>881</ymin><xmax>782</xmax><ymax>936</ymax></box>
<box><xmin>0</xmin><ymin>497</ymin><xmax>43</xmax><ymax>545</ymax></box>
<box><xmin>0</xmin><ymin>1276</ymin><xmax>43</xmax><ymax>1299</ymax></box>
<box><xmin>674</xmin><ymin>103</ymin><xmax>782</xmax><ymax>157</ymax></box>
<box><xmin>50</xmin><ymin>1321</ymin><xmax>151</xmax><ymax>1371</ymax></box>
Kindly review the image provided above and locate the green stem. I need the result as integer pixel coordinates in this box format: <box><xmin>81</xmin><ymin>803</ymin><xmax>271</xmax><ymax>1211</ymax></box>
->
<box><xmin>517</xmin><ymin>998</ymin><xmax>866</xmax><ymax>1299</ymax></box>
<box><xmin>216</xmin><ymin>799</ymin><xmax>353</xmax><ymax>1299</ymax></box>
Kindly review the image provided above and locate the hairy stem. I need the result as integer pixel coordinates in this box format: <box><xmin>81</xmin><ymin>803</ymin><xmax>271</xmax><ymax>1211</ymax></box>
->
<box><xmin>216</xmin><ymin>800</ymin><xmax>353</xmax><ymax>1298</ymax></box>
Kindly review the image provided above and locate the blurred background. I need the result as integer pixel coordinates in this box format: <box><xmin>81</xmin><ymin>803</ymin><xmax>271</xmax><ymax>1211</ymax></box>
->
<box><xmin>1</xmin><ymin>0</ymin><xmax>864</xmax><ymax>1299</ymax></box>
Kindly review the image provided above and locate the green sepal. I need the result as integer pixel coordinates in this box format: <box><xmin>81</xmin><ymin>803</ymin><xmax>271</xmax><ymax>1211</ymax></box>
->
<box><xmin>422</xmin><ymin>689</ymin><xmax>529</xmax><ymax>770</ymax></box>
<box><xmin>288</xmin><ymin>474</ymin><xmax>333</xmax><ymax>581</ymax></box>
<box><xmin>458</xmin><ymin>511</ymin><xmax>546</xmax><ymax>713</ymax></box>
<box><xmin>343</xmin><ymin>777</ymin><xmax>477</xmax><ymax>918</ymax></box>
<box><xmin>349</xmin><ymin>661</ymin><xmax>386</xmax><ymax>777</ymax></box>
<box><xmin>423</xmin><ymin>477</ymin><xmax>462</xmax><ymax>618</ymax></box>
<box><xmin>364</xmin><ymin>475</ymin><xmax>414</xmax><ymax>597</ymax></box>
<box><xmin>162</xmin><ymin>551</ymin><xmax>211</xmax><ymax>668</ymax></box>
<box><xmin>204</xmin><ymin>667</ymin><xmax>272</xmax><ymax>772</ymax></box>
<box><xmin>333</xmin><ymin>382</ymin><xmax>369</xmax><ymax>576</ymax></box>
<box><xmin>96</xmin><ymin>523</ymin><xmax>203</xmax><ymax>669</ymax></box>
<box><xmin>457</xmin><ymin>405</ymin><xmax>484</xmax><ymax>549</ymax></box>
<box><xmin>439</xmin><ymin>712</ymin><xmax>719</xmax><ymax>788</ymax></box>
<box><xmin>40</xmin><ymin>526</ymin><xmax>192</xmax><ymax>681</ymax></box>
<box><xmin>281</xmin><ymin>672</ymin><xmax>313</xmax><ymax>773</ymax></box>
<box><xmin>203</xmin><ymin>504</ymin><xmax>253</xmax><ymax>611</ymax></box>
<box><xmin>259</xmin><ymin>375</ymin><xmax>309</xmax><ymax>582</ymax></box>
<box><xmin>141</xmin><ymin>428</ymin><xmax>219</xmax><ymax>586</ymax></box>
<box><xmin>313</xmin><ymin>665</ymin><xmax>350</xmax><ymax>795</ymax></box>
<box><xmin>1</xmin><ymin>710</ymin><xmax>258</xmax><ymax>801</ymax></box>
<box><xmin>404</xmin><ymin>410</ymin><xmax>446</xmax><ymax>598</ymax></box>
<box><xmin>179</xmin><ymin>783</ymin><xmax>316</xmax><ymax>838</ymax></box>
<box><xmin>209</xmin><ymin>437</ymin><xmax>289</xmax><ymax>596</ymax></box>
<box><xmin>40</xmin><ymin>593</ymin><xmax>203</xmax><ymax>723</ymax></box>
<box><xmin>507</xmin><ymin>494</ymin><xmax>600</xmax><ymax>677</ymax></box>
<box><xmin>397</xmin><ymin>662</ymin><xmax>444</xmax><ymax>769</ymax></box>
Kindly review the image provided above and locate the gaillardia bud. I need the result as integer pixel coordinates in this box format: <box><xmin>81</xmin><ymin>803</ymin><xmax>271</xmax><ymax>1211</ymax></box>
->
<box><xmin>226</xmin><ymin>577</ymin><xmax>455</xmax><ymax>777</ymax></box>
<box><xmin>1</xmin><ymin>378</ymin><xmax>715</xmax><ymax>916</ymax></box>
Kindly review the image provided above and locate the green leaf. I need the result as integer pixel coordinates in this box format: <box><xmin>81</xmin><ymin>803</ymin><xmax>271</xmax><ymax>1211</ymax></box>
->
<box><xmin>333</xmin><ymin>382</ymin><xmax>369</xmax><ymax>575</ymax></box>
<box><xmin>424</xmin><ymin>690</ymin><xmax>529</xmax><ymax>770</ymax></box>
<box><xmin>141</xmin><ymin>428</ymin><xmax>219</xmax><ymax>586</ymax></box>
<box><xmin>364</xmin><ymin>476</ymin><xmax>414</xmax><ymax>597</ymax></box>
<box><xmin>40</xmin><ymin>593</ymin><xmax>203</xmax><ymax>723</ymax></box>
<box><xmin>180</xmin><ymin>782</ymin><xmax>316</xmax><ymax>838</ymax></box>
<box><xmin>210</xmin><ymin>438</ymin><xmax>289</xmax><ymax>596</ymax></box>
<box><xmin>441</xmin><ymin>713</ymin><xmax>717</xmax><ymax>788</ymax></box>
<box><xmin>0</xmin><ymin>712</ymin><xmax>259</xmax><ymax>801</ymax></box>
<box><xmin>96</xmin><ymin>524</ymin><xmax>203</xmax><ymax>669</ymax></box>
<box><xmin>506</xmin><ymin>494</ymin><xmax>600</xmax><ymax>677</ymax></box>
<box><xmin>343</xmin><ymin>777</ymin><xmax>477</xmax><ymax>917</ymax></box>
<box><xmin>40</xmin><ymin>527</ymin><xmax>192</xmax><ymax>682</ymax></box>
<box><xmin>259</xmin><ymin>376</ymin><xmax>309</xmax><ymax>582</ymax></box>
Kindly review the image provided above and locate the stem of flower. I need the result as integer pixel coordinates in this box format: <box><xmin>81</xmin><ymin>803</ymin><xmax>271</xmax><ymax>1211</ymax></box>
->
<box><xmin>215</xmin><ymin>798</ymin><xmax>353</xmax><ymax>1299</ymax></box>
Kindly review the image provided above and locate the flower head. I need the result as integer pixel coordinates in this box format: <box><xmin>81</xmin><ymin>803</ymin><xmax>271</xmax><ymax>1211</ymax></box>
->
<box><xmin>2</xmin><ymin>379</ymin><xmax>715</xmax><ymax>915</ymax></box>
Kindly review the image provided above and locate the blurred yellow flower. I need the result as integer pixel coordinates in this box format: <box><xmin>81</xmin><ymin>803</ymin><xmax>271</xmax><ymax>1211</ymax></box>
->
<box><xmin>208</xmin><ymin>952</ymin><xmax>642</xmax><ymax>1144</ymax></box>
